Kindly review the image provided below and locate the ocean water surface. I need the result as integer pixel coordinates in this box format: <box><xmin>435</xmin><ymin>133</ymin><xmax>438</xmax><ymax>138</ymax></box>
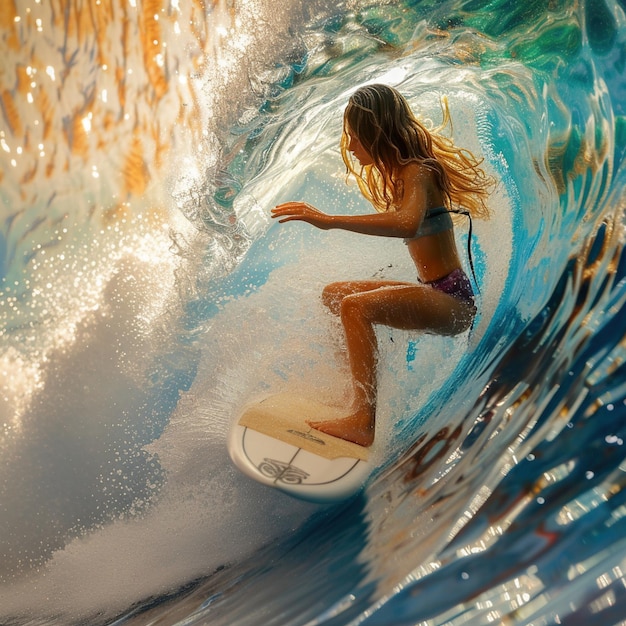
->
<box><xmin>1</xmin><ymin>0</ymin><xmax>625</xmax><ymax>624</ymax></box>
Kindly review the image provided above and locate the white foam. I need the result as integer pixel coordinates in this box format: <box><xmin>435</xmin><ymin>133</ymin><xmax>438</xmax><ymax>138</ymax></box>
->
<box><xmin>0</xmin><ymin>245</ymin><xmax>319</xmax><ymax>621</ymax></box>
<box><xmin>0</xmin><ymin>16</ymin><xmax>518</xmax><ymax>623</ymax></box>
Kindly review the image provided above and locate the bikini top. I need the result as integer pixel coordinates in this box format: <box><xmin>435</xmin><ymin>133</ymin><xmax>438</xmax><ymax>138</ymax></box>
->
<box><xmin>404</xmin><ymin>206</ymin><xmax>478</xmax><ymax>291</ymax></box>
<box><xmin>404</xmin><ymin>206</ymin><xmax>453</xmax><ymax>240</ymax></box>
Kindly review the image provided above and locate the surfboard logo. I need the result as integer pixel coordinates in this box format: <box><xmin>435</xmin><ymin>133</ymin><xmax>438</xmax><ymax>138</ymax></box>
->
<box><xmin>286</xmin><ymin>429</ymin><xmax>326</xmax><ymax>445</ymax></box>
<box><xmin>258</xmin><ymin>458</ymin><xmax>310</xmax><ymax>485</ymax></box>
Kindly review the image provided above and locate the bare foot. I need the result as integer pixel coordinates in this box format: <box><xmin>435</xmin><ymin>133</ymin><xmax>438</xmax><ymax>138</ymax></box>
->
<box><xmin>307</xmin><ymin>411</ymin><xmax>374</xmax><ymax>447</ymax></box>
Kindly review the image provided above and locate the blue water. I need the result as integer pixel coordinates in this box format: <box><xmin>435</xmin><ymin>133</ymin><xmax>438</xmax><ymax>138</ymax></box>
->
<box><xmin>1</xmin><ymin>0</ymin><xmax>625</xmax><ymax>624</ymax></box>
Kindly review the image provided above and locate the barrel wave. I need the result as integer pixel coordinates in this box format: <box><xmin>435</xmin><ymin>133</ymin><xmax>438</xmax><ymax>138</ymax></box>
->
<box><xmin>1</xmin><ymin>1</ymin><xmax>625</xmax><ymax>624</ymax></box>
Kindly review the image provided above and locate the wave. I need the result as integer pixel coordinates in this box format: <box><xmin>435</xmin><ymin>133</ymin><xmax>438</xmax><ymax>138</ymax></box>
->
<box><xmin>1</xmin><ymin>0</ymin><xmax>625</xmax><ymax>624</ymax></box>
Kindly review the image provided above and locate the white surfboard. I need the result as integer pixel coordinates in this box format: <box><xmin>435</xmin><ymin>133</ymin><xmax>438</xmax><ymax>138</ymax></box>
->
<box><xmin>228</xmin><ymin>393</ymin><xmax>371</xmax><ymax>503</ymax></box>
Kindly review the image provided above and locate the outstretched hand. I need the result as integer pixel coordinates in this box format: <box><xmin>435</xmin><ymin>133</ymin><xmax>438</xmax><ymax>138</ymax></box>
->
<box><xmin>271</xmin><ymin>202</ymin><xmax>333</xmax><ymax>230</ymax></box>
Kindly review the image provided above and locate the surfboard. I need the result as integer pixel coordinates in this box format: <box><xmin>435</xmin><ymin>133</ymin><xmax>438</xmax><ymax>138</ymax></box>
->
<box><xmin>227</xmin><ymin>393</ymin><xmax>371</xmax><ymax>503</ymax></box>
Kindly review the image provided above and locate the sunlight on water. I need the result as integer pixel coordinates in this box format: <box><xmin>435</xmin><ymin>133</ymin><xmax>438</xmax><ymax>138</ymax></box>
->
<box><xmin>1</xmin><ymin>0</ymin><xmax>626</xmax><ymax>624</ymax></box>
<box><xmin>0</xmin><ymin>0</ymin><xmax>302</xmax><ymax>451</ymax></box>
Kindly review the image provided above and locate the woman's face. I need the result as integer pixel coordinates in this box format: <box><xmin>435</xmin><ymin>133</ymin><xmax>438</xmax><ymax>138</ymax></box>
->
<box><xmin>346</xmin><ymin>127</ymin><xmax>373</xmax><ymax>166</ymax></box>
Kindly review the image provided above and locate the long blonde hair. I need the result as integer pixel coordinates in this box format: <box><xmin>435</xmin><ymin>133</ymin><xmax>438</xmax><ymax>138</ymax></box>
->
<box><xmin>341</xmin><ymin>84</ymin><xmax>493</xmax><ymax>218</ymax></box>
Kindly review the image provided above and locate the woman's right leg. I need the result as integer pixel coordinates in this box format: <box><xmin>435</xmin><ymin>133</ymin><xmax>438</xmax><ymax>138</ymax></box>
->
<box><xmin>321</xmin><ymin>280</ymin><xmax>415</xmax><ymax>412</ymax></box>
<box><xmin>311</xmin><ymin>281</ymin><xmax>475</xmax><ymax>446</ymax></box>
<box><xmin>311</xmin><ymin>280</ymin><xmax>415</xmax><ymax>446</ymax></box>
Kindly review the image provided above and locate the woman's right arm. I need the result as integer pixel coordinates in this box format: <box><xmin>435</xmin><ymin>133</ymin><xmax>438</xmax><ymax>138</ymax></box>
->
<box><xmin>271</xmin><ymin>202</ymin><xmax>418</xmax><ymax>238</ymax></box>
<box><xmin>271</xmin><ymin>164</ymin><xmax>430</xmax><ymax>239</ymax></box>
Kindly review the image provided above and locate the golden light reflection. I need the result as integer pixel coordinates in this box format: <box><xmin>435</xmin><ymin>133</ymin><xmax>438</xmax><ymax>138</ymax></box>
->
<box><xmin>0</xmin><ymin>0</ymin><xmax>255</xmax><ymax>435</ymax></box>
<box><xmin>0</xmin><ymin>0</ymin><xmax>236</xmax><ymax>204</ymax></box>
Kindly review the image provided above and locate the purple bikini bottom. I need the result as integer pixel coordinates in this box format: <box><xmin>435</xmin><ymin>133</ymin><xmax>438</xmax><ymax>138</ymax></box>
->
<box><xmin>425</xmin><ymin>268</ymin><xmax>475</xmax><ymax>305</ymax></box>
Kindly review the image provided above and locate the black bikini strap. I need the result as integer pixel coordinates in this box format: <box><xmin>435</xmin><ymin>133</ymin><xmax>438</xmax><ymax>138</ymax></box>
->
<box><xmin>427</xmin><ymin>208</ymin><xmax>479</xmax><ymax>293</ymax></box>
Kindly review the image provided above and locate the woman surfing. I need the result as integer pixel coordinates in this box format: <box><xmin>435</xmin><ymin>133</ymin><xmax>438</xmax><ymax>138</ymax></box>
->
<box><xmin>271</xmin><ymin>84</ymin><xmax>493</xmax><ymax>447</ymax></box>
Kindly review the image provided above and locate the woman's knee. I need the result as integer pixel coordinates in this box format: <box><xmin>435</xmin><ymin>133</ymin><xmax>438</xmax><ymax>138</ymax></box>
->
<box><xmin>340</xmin><ymin>293</ymin><xmax>371</xmax><ymax>324</ymax></box>
<box><xmin>322</xmin><ymin>282</ymin><xmax>346</xmax><ymax>311</ymax></box>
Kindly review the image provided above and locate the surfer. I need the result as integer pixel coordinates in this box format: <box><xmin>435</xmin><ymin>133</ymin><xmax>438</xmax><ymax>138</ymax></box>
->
<box><xmin>271</xmin><ymin>84</ymin><xmax>493</xmax><ymax>447</ymax></box>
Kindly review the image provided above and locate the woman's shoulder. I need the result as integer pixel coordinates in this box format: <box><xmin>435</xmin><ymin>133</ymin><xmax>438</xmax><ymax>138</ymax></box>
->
<box><xmin>398</xmin><ymin>161</ymin><xmax>431</xmax><ymax>180</ymax></box>
<box><xmin>398</xmin><ymin>161</ymin><xmax>438</xmax><ymax>191</ymax></box>
<box><xmin>398</xmin><ymin>161</ymin><xmax>422</xmax><ymax>174</ymax></box>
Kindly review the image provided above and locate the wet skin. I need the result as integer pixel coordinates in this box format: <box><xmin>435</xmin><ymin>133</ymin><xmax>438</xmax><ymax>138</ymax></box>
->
<box><xmin>271</xmin><ymin>159</ymin><xmax>475</xmax><ymax>446</ymax></box>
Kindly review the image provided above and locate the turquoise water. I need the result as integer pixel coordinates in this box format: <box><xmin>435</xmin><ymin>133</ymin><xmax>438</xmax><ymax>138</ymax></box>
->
<box><xmin>1</xmin><ymin>0</ymin><xmax>625</xmax><ymax>624</ymax></box>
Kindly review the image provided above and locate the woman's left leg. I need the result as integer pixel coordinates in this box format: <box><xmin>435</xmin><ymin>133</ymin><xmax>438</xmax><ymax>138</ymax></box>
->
<box><xmin>321</xmin><ymin>279</ymin><xmax>413</xmax><ymax>316</ymax></box>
